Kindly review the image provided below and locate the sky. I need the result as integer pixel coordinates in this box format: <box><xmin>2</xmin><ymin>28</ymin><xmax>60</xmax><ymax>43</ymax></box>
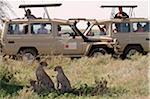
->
<box><xmin>5</xmin><ymin>0</ymin><xmax>150</xmax><ymax>19</ymax></box>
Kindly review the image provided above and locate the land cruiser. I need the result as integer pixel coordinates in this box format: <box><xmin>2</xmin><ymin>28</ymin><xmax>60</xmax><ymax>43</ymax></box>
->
<box><xmin>82</xmin><ymin>18</ymin><xmax>150</xmax><ymax>59</ymax></box>
<box><xmin>0</xmin><ymin>18</ymin><xmax>119</xmax><ymax>60</ymax></box>
<box><xmin>0</xmin><ymin>4</ymin><xmax>119</xmax><ymax>60</ymax></box>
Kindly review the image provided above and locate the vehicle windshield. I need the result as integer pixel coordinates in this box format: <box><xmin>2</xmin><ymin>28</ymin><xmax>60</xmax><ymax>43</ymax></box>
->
<box><xmin>57</xmin><ymin>24</ymin><xmax>76</xmax><ymax>37</ymax></box>
<box><xmin>69</xmin><ymin>20</ymin><xmax>110</xmax><ymax>37</ymax></box>
<box><xmin>84</xmin><ymin>24</ymin><xmax>109</xmax><ymax>36</ymax></box>
<box><xmin>70</xmin><ymin>24</ymin><xmax>89</xmax><ymax>41</ymax></box>
<box><xmin>76</xmin><ymin>21</ymin><xmax>90</xmax><ymax>33</ymax></box>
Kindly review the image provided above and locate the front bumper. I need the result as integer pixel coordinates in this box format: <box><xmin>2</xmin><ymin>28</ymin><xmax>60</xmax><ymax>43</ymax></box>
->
<box><xmin>112</xmin><ymin>39</ymin><xmax>121</xmax><ymax>54</ymax></box>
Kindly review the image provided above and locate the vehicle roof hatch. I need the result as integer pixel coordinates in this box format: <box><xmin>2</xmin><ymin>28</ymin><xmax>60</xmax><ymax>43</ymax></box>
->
<box><xmin>19</xmin><ymin>3</ymin><xmax>62</xmax><ymax>20</ymax></box>
<box><xmin>100</xmin><ymin>5</ymin><xmax>138</xmax><ymax>18</ymax></box>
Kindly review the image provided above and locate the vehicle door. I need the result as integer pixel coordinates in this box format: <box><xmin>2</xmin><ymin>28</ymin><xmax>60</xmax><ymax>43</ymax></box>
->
<box><xmin>85</xmin><ymin>24</ymin><xmax>108</xmax><ymax>36</ymax></box>
<box><xmin>3</xmin><ymin>22</ymin><xmax>29</xmax><ymax>54</ymax></box>
<box><xmin>130</xmin><ymin>22</ymin><xmax>150</xmax><ymax>52</ymax></box>
<box><xmin>29</xmin><ymin>22</ymin><xmax>56</xmax><ymax>55</ymax></box>
<box><xmin>111</xmin><ymin>22</ymin><xmax>130</xmax><ymax>51</ymax></box>
<box><xmin>54</xmin><ymin>24</ymin><xmax>88</xmax><ymax>56</ymax></box>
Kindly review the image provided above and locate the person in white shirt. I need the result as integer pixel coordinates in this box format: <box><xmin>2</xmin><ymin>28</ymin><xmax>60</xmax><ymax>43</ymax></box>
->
<box><xmin>37</xmin><ymin>24</ymin><xmax>48</xmax><ymax>34</ymax></box>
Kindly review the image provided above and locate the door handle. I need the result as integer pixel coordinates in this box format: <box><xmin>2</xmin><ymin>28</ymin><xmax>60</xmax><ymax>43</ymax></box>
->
<box><xmin>8</xmin><ymin>41</ymin><xmax>15</xmax><ymax>43</ymax></box>
<box><xmin>146</xmin><ymin>38</ymin><xmax>150</xmax><ymax>41</ymax></box>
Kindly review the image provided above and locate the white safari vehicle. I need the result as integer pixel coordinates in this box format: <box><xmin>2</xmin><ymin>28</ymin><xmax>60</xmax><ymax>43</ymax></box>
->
<box><xmin>0</xmin><ymin>4</ymin><xmax>119</xmax><ymax>60</ymax></box>
<box><xmin>82</xmin><ymin>18</ymin><xmax>149</xmax><ymax>58</ymax></box>
<box><xmin>72</xmin><ymin>5</ymin><xmax>149</xmax><ymax>59</ymax></box>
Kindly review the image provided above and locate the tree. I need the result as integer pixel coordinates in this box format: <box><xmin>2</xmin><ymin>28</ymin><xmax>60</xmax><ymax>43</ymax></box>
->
<box><xmin>0</xmin><ymin>0</ymin><xmax>17</xmax><ymax>19</ymax></box>
<box><xmin>0</xmin><ymin>0</ymin><xmax>17</xmax><ymax>30</ymax></box>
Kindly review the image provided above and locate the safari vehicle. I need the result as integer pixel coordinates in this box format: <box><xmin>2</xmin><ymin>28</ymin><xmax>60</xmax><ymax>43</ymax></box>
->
<box><xmin>0</xmin><ymin>4</ymin><xmax>119</xmax><ymax>60</ymax></box>
<box><xmin>80</xmin><ymin>5</ymin><xmax>150</xmax><ymax>59</ymax></box>
<box><xmin>82</xmin><ymin>18</ymin><xmax>150</xmax><ymax>58</ymax></box>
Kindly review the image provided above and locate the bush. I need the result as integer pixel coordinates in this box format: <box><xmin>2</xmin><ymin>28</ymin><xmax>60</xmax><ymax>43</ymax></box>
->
<box><xmin>0</xmin><ymin>55</ymin><xmax>148</xmax><ymax>98</ymax></box>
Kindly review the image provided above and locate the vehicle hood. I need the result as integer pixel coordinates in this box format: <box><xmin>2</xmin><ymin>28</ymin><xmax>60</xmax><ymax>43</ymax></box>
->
<box><xmin>85</xmin><ymin>36</ymin><xmax>113</xmax><ymax>42</ymax></box>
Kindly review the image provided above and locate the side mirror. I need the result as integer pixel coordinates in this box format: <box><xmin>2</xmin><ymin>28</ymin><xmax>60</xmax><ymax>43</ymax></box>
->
<box><xmin>70</xmin><ymin>32</ymin><xmax>76</xmax><ymax>39</ymax></box>
<box><xmin>72</xmin><ymin>35</ymin><xmax>75</xmax><ymax>39</ymax></box>
<box><xmin>58</xmin><ymin>25</ymin><xmax>61</xmax><ymax>31</ymax></box>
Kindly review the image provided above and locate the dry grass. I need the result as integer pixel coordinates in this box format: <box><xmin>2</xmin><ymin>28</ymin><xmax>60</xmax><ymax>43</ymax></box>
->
<box><xmin>0</xmin><ymin>54</ymin><xmax>149</xmax><ymax>99</ymax></box>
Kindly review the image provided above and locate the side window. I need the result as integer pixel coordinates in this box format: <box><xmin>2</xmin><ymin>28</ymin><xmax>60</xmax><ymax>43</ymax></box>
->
<box><xmin>133</xmin><ymin>22</ymin><xmax>149</xmax><ymax>32</ymax></box>
<box><xmin>87</xmin><ymin>24</ymin><xmax>107</xmax><ymax>36</ymax></box>
<box><xmin>31</xmin><ymin>23</ymin><xmax>52</xmax><ymax>34</ymax></box>
<box><xmin>57</xmin><ymin>25</ymin><xmax>75</xmax><ymax>37</ymax></box>
<box><xmin>112</xmin><ymin>23</ymin><xmax>130</xmax><ymax>33</ymax></box>
<box><xmin>8</xmin><ymin>23</ymin><xmax>28</xmax><ymax>35</ymax></box>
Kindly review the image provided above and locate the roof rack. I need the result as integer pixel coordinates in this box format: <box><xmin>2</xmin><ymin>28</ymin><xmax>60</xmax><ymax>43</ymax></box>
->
<box><xmin>19</xmin><ymin>3</ymin><xmax>62</xmax><ymax>20</ymax></box>
<box><xmin>19</xmin><ymin>3</ymin><xmax>62</xmax><ymax>8</ymax></box>
<box><xmin>68</xmin><ymin>18</ymin><xmax>96</xmax><ymax>21</ymax></box>
<box><xmin>100</xmin><ymin>5</ymin><xmax>137</xmax><ymax>8</ymax></box>
<box><xmin>69</xmin><ymin>18</ymin><xmax>86</xmax><ymax>21</ymax></box>
<box><xmin>101</xmin><ymin>5</ymin><xmax>138</xmax><ymax>18</ymax></box>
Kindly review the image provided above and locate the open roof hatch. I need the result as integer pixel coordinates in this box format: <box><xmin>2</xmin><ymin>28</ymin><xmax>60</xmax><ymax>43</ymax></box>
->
<box><xmin>19</xmin><ymin>3</ymin><xmax>62</xmax><ymax>20</ymax></box>
<box><xmin>100</xmin><ymin>5</ymin><xmax>137</xmax><ymax>18</ymax></box>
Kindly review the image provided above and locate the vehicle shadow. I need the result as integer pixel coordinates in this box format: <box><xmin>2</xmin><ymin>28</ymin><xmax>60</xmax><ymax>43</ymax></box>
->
<box><xmin>0</xmin><ymin>80</ymin><xmax>24</xmax><ymax>95</ymax></box>
<box><xmin>47</xmin><ymin>82</ymin><xmax>129</xmax><ymax>98</ymax></box>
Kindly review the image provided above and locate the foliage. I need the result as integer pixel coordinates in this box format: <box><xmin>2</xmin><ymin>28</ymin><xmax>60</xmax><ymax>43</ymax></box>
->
<box><xmin>0</xmin><ymin>54</ymin><xmax>149</xmax><ymax>98</ymax></box>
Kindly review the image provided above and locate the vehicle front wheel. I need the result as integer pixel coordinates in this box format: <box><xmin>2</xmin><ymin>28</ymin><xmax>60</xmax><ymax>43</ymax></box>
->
<box><xmin>90</xmin><ymin>48</ymin><xmax>106</xmax><ymax>57</ymax></box>
<box><xmin>20</xmin><ymin>49</ymin><xmax>37</xmax><ymax>62</ymax></box>
<box><xmin>123</xmin><ymin>46</ymin><xmax>143</xmax><ymax>59</ymax></box>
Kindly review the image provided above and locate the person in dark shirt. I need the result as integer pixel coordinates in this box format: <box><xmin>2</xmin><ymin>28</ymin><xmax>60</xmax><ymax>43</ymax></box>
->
<box><xmin>114</xmin><ymin>7</ymin><xmax>129</xmax><ymax>19</ymax></box>
<box><xmin>25</xmin><ymin>9</ymin><xmax>36</xmax><ymax>19</ymax></box>
<box><xmin>114</xmin><ymin>7</ymin><xmax>129</xmax><ymax>32</ymax></box>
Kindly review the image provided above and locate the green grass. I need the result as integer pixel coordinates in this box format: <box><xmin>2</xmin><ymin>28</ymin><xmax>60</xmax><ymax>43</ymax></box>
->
<box><xmin>0</xmin><ymin>55</ymin><xmax>149</xmax><ymax>99</ymax></box>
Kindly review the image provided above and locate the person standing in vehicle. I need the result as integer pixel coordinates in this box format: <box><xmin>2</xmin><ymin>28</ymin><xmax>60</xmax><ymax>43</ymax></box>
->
<box><xmin>114</xmin><ymin>7</ymin><xmax>129</xmax><ymax>19</ymax></box>
<box><xmin>25</xmin><ymin>9</ymin><xmax>36</xmax><ymax>19</ymax></box>
<box><xmin>114</xmin><ymin>7</ymin><xmax>129</xmax><ymax>32</ymax></box>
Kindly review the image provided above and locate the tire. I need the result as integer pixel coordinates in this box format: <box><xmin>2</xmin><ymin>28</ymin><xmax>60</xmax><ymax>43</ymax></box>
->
<box><xmin>90</xmin><ymin>48</ymin><xmax>106</xmax><ymax>57</ymax></box>
<box><xmin>123</xmin><ymin>46</ymin><xmax>143</xmax><ymax>59</ymax></box>
<box><xmin>20</xmin><ymin>49</ymin><xmax>37</xmax><ymax>62</ymax></box>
